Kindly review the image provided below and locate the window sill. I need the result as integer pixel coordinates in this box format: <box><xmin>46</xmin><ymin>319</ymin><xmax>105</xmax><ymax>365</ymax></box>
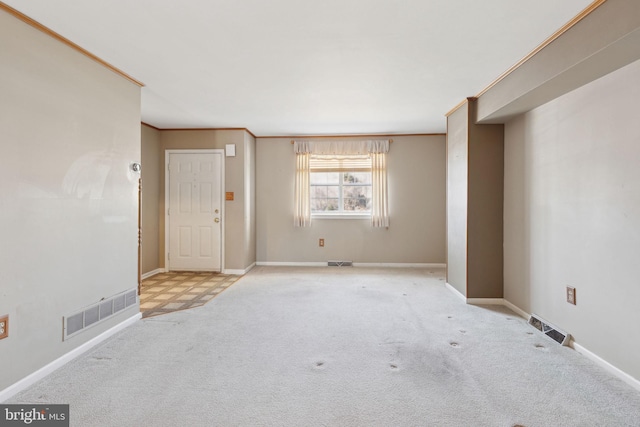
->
<box><xmin>312</xmin><ymin>213</ymin><xmax>371</xmax><ymax>220</ymax></box>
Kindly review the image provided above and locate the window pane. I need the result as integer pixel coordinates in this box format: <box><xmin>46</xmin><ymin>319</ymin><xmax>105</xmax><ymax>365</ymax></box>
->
<box><xmin>327</xmin><ymin>186</ymin><xmax>339</xmax><ymax>198</ymax></box>
<box><xmin>343</xmin><ymin>186</ymin><xmax>368</xmax><ymax>199</ymax></box>
<box><xmin>311</xmin><ymin>172</ymin><xmax>339</xmax><ymax>184</ymax></box>
<box><xmin>310</xmin><ymin>186</ymin><xmax>323</xmax><ymax>198</ymax></box>
<box><xmin>311</xmin><ymin>168</ymin><xmax>372</xmax><ymax>214</ymax></box>
<box><xmin>310</xmin><ymin>173</ymin><xmax>326</xmax><ymax>184</ymax></box>
<box><xmin>311</xmin><ymin>197</ymin><xmax>340</xmax><ymax>212</ymax></box>
<box><xmin>343</xmin><ymin>183</ymin><xmax>371</xmax><ymax>211</ymax></box>
<box><xmin>343</xmin><ymin>197</ymin><xmax>370</xmax><ymax>211</ymax></box>
<box><xmin>344</xmin><ymin>172</ymin><xmax>371</xmax><ymax>184</ymax></box>
<box><xmin>311</xmin><ymin>185</ymin><xmax>338</xmax><ymax>198</ymax></box>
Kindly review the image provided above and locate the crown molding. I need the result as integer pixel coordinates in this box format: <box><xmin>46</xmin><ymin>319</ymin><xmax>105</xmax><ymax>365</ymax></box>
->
<box><xmin>257</xmin><ymin>132</ymin><xmax>445</xmax><ymax>139</ymax></box>
<box><xmin>445</xmin><ymin>0</ymin><xmax>607</xmax><ymax>119</ymax></box>
<box><xmin>1</xmin><ymin>2</ymin><xmax>144</xmax><ymax>87</ymax></box>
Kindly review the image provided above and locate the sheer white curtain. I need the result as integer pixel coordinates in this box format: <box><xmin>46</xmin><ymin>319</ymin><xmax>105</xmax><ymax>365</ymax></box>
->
<box><xmin>293</xmin><ymin>141</ymin><xmax>312</xmax><ymax>227</ymax></box>
<box><xmin>369</xmin><ymin>140</ymin><xmax>390</xmax><ymax>228</ymax></box>
<box><xmin>293</xmin><ymin>139</ymin><xmax>389</xmax><ymax>228</ymax></box>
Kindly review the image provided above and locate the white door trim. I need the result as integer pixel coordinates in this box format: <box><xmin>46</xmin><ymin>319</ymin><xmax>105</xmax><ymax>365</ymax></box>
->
<box><xmin>165</xmin><ymin>149</ymin><xmax>225</xmax><ymax>272</ymax></box>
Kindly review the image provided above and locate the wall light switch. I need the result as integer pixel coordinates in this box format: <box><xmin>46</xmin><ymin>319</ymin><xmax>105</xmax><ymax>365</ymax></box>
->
<box><xmin>566</xmin><ymin>286</ymin><xmax>576</xmax><ymax>305</ymax></box>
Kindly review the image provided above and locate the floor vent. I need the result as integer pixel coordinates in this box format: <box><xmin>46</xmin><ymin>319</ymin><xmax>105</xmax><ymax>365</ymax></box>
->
<box><xmin>64</xmin><ymin>289</ymin><xmax>137</xmax><ymax>340</ymax></box>
<box><xmin>328</xmin><ymin>260</ymin><xmax>353</xmax><ymax>267</ymax></box>
<box><xmin>528</xmin><ymin>313</ymin><xmax>571</xmax><ymax>346</ymax></box>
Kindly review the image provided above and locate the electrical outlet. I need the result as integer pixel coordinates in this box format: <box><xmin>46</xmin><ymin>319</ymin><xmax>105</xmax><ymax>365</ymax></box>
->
<box><xmin>0</xmin><ymin>315</ymin><xmax>8</xmax><ymax>339</ymax></box>
<box><xmin>566</xmin><ymin>287</ymin><xmax>576</xmax><ymax>305</ymax></box>
<box><xmin>319</xmin><ymin>238</ymin><xmax>325</xmax><ymax>247</ymax></box>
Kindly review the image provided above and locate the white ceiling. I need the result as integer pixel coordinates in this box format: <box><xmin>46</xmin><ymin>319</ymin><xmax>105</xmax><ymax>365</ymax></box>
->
<box><xmin>5</xmin><ymin>0</ymin><xmax>594</xmax><ymax>136</ymax></box>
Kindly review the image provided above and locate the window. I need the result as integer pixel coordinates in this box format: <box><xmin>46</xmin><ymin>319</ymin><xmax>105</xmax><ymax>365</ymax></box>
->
<box><xmin>310</xmin><ymin>171</ymin><xmax>372</xmax><ymax>213</ymax></box>
<box><xmin>309</xmin><ymin>155</ymin><xmax>371</xmax><ymax>215</ymax></box>
<box><xmin>293</xmin><ymin>140</ymin><xmax>389</xmax><ymax>227</ymax></box>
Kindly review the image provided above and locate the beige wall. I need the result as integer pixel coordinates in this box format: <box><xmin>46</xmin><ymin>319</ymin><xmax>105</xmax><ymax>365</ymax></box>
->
<box><xmin>159</xmin><ymin>129</ymin><xmax>255</xmax><ymax>272</ymax></box>
<box><xmin>244</xmin><ymin>132</ymin><xmax>257</xmax><ymax>268</ymax></box>
<box><xmin>256</xmin><ymin>135</ymin><xmax>446</xmax><ymax>264</ymax></box>
<box><xmin>446</xmin><ymin>105</ymin><xmax>469</xmax><ymax>295</ymax></box>
<box><xmin>0</xmin><ymin>10</ymin><xmax>141</xmax><ymax>391</ymax></box>
<box><xmin>141</xmin><ymin>125</ymin><xmax>160</xmax><ymax>274</ymax></box>
<box><xmin>446</xmin><ymin>100</ymin><xmax>504</xmax><ymax>298</ymax></box>
<box><xmin>467</xmin><ymin>102</ymin><xmax>504</xmax><ymax>299</ymax></box>
<box><xmin>504</xmin><ymin>59</ymin><xmax>640</xmax><ymax>380</ymax></box>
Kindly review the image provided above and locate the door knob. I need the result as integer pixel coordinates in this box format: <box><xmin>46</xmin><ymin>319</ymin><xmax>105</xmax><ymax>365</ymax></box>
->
<box><xmin>214</xmin><ymin>218</ymin><xmax>220</xmax><ymax>223</ymax></box>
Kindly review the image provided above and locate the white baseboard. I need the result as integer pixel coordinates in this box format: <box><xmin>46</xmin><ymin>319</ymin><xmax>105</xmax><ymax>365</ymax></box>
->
<box><xmin>467</xmin><ymin>298</ymin><xmax>529</xmax><ymax>320</ymax></box>
<box><xmin>466</xmin><ymin>298</ymin><xmax>529</xmax><ymax>320</ymax></box>
<box><xmin>466</xmin><ymin>298</ymin><xmax>505</xmax><ymax>305</ymax></box>
<box><xmin>256</xmin><ymin>262</ymin><xmax>446</xmax><ymax>268</ymax></box>
<box><xmin>571</xmin><ymin>341</ymin><xmax>640</xmax><ymax>392</ymax></box>
<box><xmin>352</xmin><ymin>263</ymin><xmax>446</xmax><ymax>268</ymax></box>
<box><xmin>501</xmin><ymin>299</ymin><xmax>530</xmax><ymax>319</ymax></box>
<box><xmin>444</xmin><ymin>285</ymin><xmax>531</xmax><ymax>321</ymax></box>
<box><xmin>141</xmin><ymin>268</ymin><xmax>165</xmax><ymax>280</ymax></box>
<box><xmin>256</xmin><ymin>262</ymin><xmax>328</xmax><ymax>267</ymax></box>
<box><xmin>0</xmin><ymin>312</ymin><xmax>141</xmax><ymax>403</ymax></box>
<box><xmin>455</xmin><ymin>295</ymin><xmax>640</xmax><ymax>391</ymax></box>
<box><xmin>223</xmin><ymin>262</ymin><xmax>256</xmax><ymax>275</ymax></box>
<box><xmin>445</xmin><ymin>282</ymin><xmax>466</xmax><ymax>301</ymax></box>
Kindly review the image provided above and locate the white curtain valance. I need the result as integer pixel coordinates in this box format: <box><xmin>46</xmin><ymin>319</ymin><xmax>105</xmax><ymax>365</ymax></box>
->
<box><xmin>293</xmin><ymin>139</ymin><xmax>389</xmax><ymax>155</ymax></box>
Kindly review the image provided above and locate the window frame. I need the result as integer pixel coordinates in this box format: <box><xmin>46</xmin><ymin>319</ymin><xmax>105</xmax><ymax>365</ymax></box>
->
<box><xmin>308</xmin><ymin>154</ymin><xmax>373</xmax><ymax>219</ymax></box>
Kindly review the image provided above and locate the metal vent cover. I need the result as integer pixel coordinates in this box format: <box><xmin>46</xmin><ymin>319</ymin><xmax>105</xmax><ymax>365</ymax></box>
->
<box><xmin>328</xmin><ymin>260</ymin><xmax>353</xmax><ymax>267</ymax></box>
<box><xmin>63</xmin><ymin>288</ymin><xmax>137</xmax><ymax>340</ymax></box>
<box><xmin>528</xmin><ymin>313</ymin><xmax>571</xmax><ymax>346</ymax></box>
<box><xmin>99</xmin><ymin>300</ymin><xmax>113</xmax><ymax>320</ymax></box>
<box><xmin>66</xmin><ymin>312</ymin><xmax>84</xmax><ymax>336</ymax></box>
<box><xmin>113</xmin><ymin>295</ymin><xmax>126</xmax><ymax>313</ymax></box>
<box><xmin>84</xmin><ymin>306</ymin><xmax>99</xmax><ymax>327</ymax></box>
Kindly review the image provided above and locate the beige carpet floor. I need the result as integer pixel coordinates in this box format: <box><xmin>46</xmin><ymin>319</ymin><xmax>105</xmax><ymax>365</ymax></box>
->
<box><xmin>8</xmin><ymin>267</ymin><xmax>640</xmax><ymax>426</ymax></box>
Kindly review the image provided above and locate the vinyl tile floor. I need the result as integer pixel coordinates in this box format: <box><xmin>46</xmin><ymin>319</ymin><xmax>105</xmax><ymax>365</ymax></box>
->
<box><xmin>139</xmin><ymin>271</ymin><xmax>240</xmax><ymax>318</ymax></box>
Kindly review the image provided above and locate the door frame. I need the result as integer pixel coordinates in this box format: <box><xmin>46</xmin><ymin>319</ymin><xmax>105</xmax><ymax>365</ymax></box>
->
<box><xmin>164</xmin><ymin>149</ymin><xmax>225</xmax><ymax>272</ymax></box>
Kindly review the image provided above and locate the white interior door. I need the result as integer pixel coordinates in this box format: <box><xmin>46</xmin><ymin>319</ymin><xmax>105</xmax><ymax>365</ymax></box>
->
<box><xmin>168</xmin><ymin>152</ymin><xmax>222</xmax><ymax>271</ymax></box>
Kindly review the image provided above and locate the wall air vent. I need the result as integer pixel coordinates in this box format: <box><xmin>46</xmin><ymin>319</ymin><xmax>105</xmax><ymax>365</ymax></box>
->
<box><xmin>63</xmin><ymin>289</ymin><xmax>137</xmax><ymax>340</ymax></box>
<box><xmin>328</xmin><ymin>260</ymin><xmax>353</xmax><ymax>267</ymax></box>
<box><xmin>528</xmin><ymin>313</ymin><xmax>571</xmax><ymax>346</ymax></box>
